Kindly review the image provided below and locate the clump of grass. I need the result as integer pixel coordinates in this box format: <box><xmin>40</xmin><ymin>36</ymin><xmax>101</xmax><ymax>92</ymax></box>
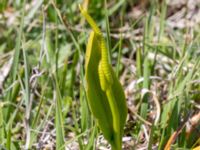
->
<box><xmin>0</xmin><ymin>0</ymin><xmax>199</xmax><ymax>150</ymax></box>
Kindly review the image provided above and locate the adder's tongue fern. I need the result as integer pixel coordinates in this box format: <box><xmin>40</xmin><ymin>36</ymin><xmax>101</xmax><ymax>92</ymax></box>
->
<box><xmin>79</xmin><ymin>5</ymin><xmax>127</xmax><ymax>150</ymax></box>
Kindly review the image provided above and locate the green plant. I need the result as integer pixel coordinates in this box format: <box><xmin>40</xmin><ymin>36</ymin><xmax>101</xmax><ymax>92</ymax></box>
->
<box><xmin>79</xmin><ymin>5</ymin><xmax>127</xmax><ymax>150</ymax></box>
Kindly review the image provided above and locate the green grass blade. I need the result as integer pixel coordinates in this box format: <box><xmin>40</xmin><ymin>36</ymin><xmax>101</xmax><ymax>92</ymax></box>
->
<box><xmin>53</xmin><ymin>74</ymin><xmax>65</xmax><ymax>150</ymax></box>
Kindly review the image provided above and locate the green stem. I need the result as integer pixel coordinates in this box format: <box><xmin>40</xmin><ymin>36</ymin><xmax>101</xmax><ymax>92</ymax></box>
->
<box><xmin>106</xmin><ymin>87</ymin><xmax>121</xmax><ymax>150</ymax></box>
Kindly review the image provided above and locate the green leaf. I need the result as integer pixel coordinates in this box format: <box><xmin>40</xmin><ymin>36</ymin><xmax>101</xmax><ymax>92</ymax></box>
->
<box><xmin>85</xmin><ymin>31</ymin><xmax>114</xmax><ymax>142</ymax></box>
